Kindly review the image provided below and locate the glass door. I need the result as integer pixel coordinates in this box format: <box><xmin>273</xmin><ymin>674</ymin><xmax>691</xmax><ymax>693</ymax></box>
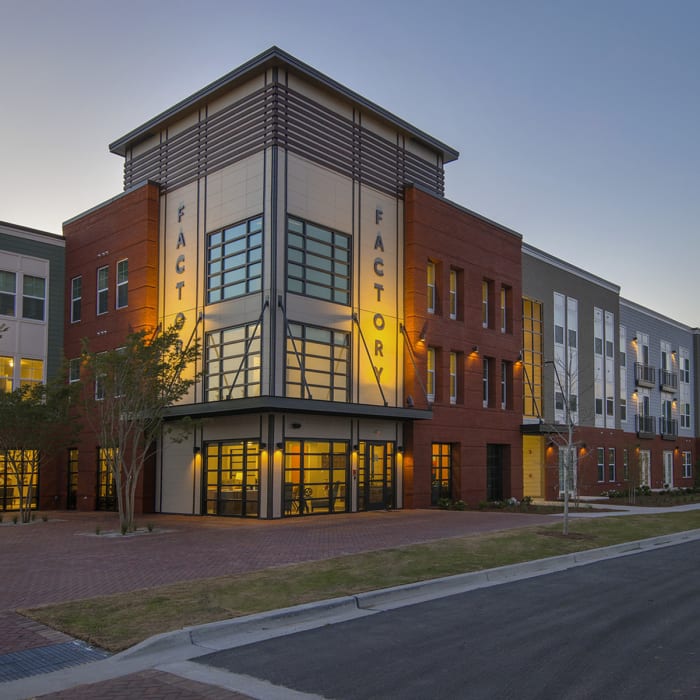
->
<box><xmin>358</xmin><ymin>441</ymin><xmax>395</xmax><ymax>511</ymax></box>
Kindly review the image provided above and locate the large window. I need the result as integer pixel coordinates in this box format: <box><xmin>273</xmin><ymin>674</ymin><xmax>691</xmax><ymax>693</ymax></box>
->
<box><xmin>96</xmin><ymin>447</ymin><xmax>117</xmax><ymax>511</ymax></box>
<box><xmin>522</xmin><ymin>298</ymin><xmax>543</xmax><ymax>418</ymax></box>
<box><xmin>431</xmin><ymin>443</ymin><xmax>452</xmax><ymax>505</ymax></box>
<box><xmin>205</xmin><ymin>440</ymin><xmax>260</xmax><ymax>517</ymax></box>
<box><xmin>286</xmin><ymin>322</ymin><xmax>349</xmax><ymax>402</ymax></box>
<box><xmin>284</xmin><ymin>440</ymin><xmax>348</xmax><ymax>516</ymax></box>
<box><xmin>207</xmin><ymin>216</ymin><xmax>262</xmax><ymax>303</ymax></box>
<box><xmin>116</xmin><ymin>259</ymin><xmax>128</xmax><ymax>309</ymax></box>
<box><xmin>97</xmin><ymin>266</ymin><xmax>109</xmax><ymax>315</ymax></box>
<box><xmin>206</xmin><ymin>324</ymin><xmax>261</xmax><ymax>401</ymax></box>
<box><xmin>22</xmin><ymin>275</ymin><xmax>45</xmax><ymax>321</ymax></box>
<box><xmin>20</xmin><ymin>358</ymin><xmax>43</xmax><ymax>387</ymax></box>
<box><xmin>0</xmin><ymin>450</ymin><xmax>38</xmax><ymax>511</ymax></box>
<box><xmin>71</xmin><ymin>276</ymin><xmax>82</xmax><ymax>323</ymax></box>
<box><xmin>0</xmin><ymin>271</ymin><xmax>16</xmax><ymax>316</ymax></box>
<box><xmin>287</xmin><ymin>217</ymin><xmax>350</xmax><ymax>304</ymax></box>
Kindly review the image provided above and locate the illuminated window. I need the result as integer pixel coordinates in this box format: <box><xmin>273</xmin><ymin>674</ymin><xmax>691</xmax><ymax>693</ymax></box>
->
<box><xmin>0</xmin><ymin>450</ymin><xmax>38</xmax><ymax>511</ymax></box>
<box><xmin>449</xmin><ymin>269</ymin><xmax>457</xmax><ymax>319</ymax></box>
<box><xmin>207</xmin><ymin>216</ymin><xmax>262</xmax><ymax>303</ymax></box>
<box><xmin>426</xmin><ymin>262</ymin><xmax>436</xmax><ymax>314</ymax></box>
<box><xmin>206</xmin><ymin>324</ymin><xmax>261</xmax><ymax>401</ymax></box>
<box><xmin>431</xmin><ymin>443</ymin><xmax>452</xmax><ymax>505</ymax></box>
<box><xmin>522</xmin><ymin>298</ymin><xmax>543</xmax><ymax>418</ymax></box>
<box><xmin>20</xmin><ymin>358</ymin><xmax>43</xmax><ymax>387</ymax></box>
<box><xmin>623</xmin><ymin>449</ymin><xmax>629</xmax><ymax>480</ymax></box>
<box><xmin>283</xmin><ymin>440</ymin><xmax>348</xmax><ymax>516</ymax></box>
<box><xmin>426</xmin><ymin>347</ymin><xmax>435</xmax><ymax>403</ymax></box>
<box><xmin>0</xmin><ymin>356</ymin><xmax>12</xmax><ymax>393</ymax></box>
<box><xmin>287</xmin><ymin>217</ymin><xmax>349</xmax><ymax>305</ymax></box>
<box><xmin>449</xmin><ymin>352</ymin><xmax>457</xmax><ymax>405</ymax></box>
<box><xmin>286</xmin><ymin>322</ymin><xmax>349</xmax><ymax>402</ymax></box>
<box><xmin>97</xmin><ymin>266</ymin><xmax>109</xmax><ymax>315</ymax></box>
<box><xmin>116</xmin><ymin>260</ymin><xmax>128</xmax><ymax>309</ymax></box>
<box><xmin>96</xmin><ymin>447</ymin><xmax>118</xmax><ymax>511</ymax></box>
<box><xmin>205</xmin><ymin>440</ymin><xmax>261</xmax><ymax>517</ymax></box>
<box><xmin>0</xmin><ymin>271</ymin><xmax>16</xmax><ymax>316</ymax></box>
<box><xmin>71</xmin><ymin>276</ymin><xmax>82</xmax><ymax>323</ymax></box>
<box><xmin>22</xmin><ymin>275</ymin><xmax>45</xmax><ymax>321</ymax></box>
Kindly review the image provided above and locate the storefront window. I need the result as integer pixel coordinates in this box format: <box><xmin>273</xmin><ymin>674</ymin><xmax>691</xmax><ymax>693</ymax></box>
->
<box><xmin>284</xmin><ymin>440</ymin><xmax>348</xmax><ymax>516</ymax></box>
<box><xmin>205</xmin><ymin>441</ymin><xmax>260</xmax><ymax>517</ymax></box>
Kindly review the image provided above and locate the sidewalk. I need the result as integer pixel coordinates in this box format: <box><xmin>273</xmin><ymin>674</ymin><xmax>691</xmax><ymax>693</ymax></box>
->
<box><xmin>1</xmin><ymin>506</ymin><xmax>699</xmax><ymax>698</ymax></box>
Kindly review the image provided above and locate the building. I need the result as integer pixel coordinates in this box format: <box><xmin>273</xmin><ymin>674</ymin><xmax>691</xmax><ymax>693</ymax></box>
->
<box><xmin>0</xmin><ymin>221</ymin><xmax>65</xmax><ymax>511</ymax></box>
<box><xmin>58</xmin><ymin>46</ymin><xmax>525</xmax><ymax>518</ymax></box>
<box><xmin>521</xmin><ymin>243</ymin><xmax>697</xmax><ymax>499</ymax></box>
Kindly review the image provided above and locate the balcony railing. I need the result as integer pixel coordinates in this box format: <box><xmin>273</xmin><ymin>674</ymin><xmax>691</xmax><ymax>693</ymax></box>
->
<box><xmin>635</xmin><ymin>414</ymin><xmax>656</xmax><ymax>438</ymax></box>
<box><xmin>634</xmin><ymin>362</ymin><xmax>656</xmax><ymax>388</ymax></box>
<box><xmin>659</xmin><ymin>417</ymin><xmax>678</xmax><ymax>440</ymax></box>
<box><xmin>660</xmin><ymin>369</ymin><xmax>678</xmax><ymax>393</ymax></box>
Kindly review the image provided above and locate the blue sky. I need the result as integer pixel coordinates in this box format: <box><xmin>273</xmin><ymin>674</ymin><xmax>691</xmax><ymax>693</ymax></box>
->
<box><xmin>2</xmin><ymin>0</ymin><xmax>698</xmax><ymax>325</ymax></box>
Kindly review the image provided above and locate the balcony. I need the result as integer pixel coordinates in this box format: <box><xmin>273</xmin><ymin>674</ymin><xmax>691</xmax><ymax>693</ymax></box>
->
<box><xmin>659</xmin><ymin>369</ymin><xmax>678</xmax><ymax>393</ymax></box>
<box><xmin>659</xmin><ymin>417</ymin><xmax>678</xmax><ymax>440</ymax></box>
<box><xmin>635</xmin><ymin>414</ymin><xmax>656</xmax><ymax>439</ymax></box>
<box><xmin>634</xmin><ymin>362</ymin><xmax>656</xmax><ymax>388</ymax></box>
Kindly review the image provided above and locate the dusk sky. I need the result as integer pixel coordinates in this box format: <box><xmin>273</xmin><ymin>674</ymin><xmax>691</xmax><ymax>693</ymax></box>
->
<box><xmin>2</xmin><ymin>0</ymin><xmax>698</xmax><ymax>325</ymax></box>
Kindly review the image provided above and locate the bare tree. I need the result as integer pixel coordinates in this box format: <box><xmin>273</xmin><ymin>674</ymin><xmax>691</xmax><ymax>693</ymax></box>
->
<box><xmin>0</xmin><ymin>377</ymin><xmax>77</xmax><ymax>523</ymax></box>
<box><xmin>80</xmin><ymin>324</ymin><xmax>199</xmax><ymax>532</ymax></box>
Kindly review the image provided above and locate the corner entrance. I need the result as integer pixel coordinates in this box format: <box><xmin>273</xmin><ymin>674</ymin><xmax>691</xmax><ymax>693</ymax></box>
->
<box><xmin>358</xmin><ymin>441</ymin><xmax>395</xmax><ymax>511</ymax></box>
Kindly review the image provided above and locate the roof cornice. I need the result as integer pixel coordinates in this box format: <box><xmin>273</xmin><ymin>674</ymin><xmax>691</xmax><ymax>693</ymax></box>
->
<box><xmin>109</xmin><ymin>46</ymin><xmax>459</xmax><ymax>163</ymax></box>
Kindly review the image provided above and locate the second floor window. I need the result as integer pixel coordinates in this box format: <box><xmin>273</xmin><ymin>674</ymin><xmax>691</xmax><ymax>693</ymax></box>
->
<box><xmin>287</xmin><ymin>217</ymin><xmax>350</xmax><ymax>305</ymax></box>
<box><xmin>449</xmin><ymin>269</ymin><xmax>457</xmax><ymax>319</ymax></box>
<box><xmin>482</xmin><ymin>280</ymin><xmax>490</xmax><ymax>328</ymax></box>
<box><xmin>97</xmin><ymin>266</ymin><xmax>109</xmax><ymax>315</ymax></box>
<box><xmin>449</xmin><ymin>352</ymin><xmax>457</xmax><ymax>404</ymax></box>
<box><xmin>207</xmin><ymin>216</ymin><xmax>263</xmax><ymax>304</ymax></box>
<box><xmin>286</xmin><ymin>322</ymin><xmax>349</xmax><ymax>402</ymax></box>
<box><xmin>426</xmin><ymin>262</ymin><xmax>436</xmax><ymax>314</ymax></box>
<box><xmin>116</xmin><ymin>260</ymin><xmax>128</xmax><ymax>309</ymax></box>
<box><xmin>206</xmin><ymin>324</ymin><xmax>261</xmax><ymax>401</ymax></box>
<box><xmin>0</xmin><ymin>271</ymin><xmax>16</xmax><ymax>316</ymax></box>
<box><xmin>22</xmin><ymin>275</ymin><xmax>45</xmax><ymax>321</ymax></box>
<box><xmin>71</xmin><ymin>276</ymin><xmax>82</xmax><ymax>322</ymax></box>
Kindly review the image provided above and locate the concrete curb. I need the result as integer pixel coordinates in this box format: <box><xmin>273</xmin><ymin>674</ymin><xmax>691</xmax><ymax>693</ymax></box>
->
<box><xmin>124</xmin><ymin>526</ymin><xmax>700</xmax><ymax>655</ymax></box>
<box><xmin>4</xmin><ymin>527</ymin><xmax>700</xmax><ymax>700</ymax></box>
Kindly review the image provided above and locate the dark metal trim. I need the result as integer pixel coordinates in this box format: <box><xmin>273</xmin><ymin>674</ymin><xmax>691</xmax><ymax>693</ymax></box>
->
<box><xmin>164</xmin><ymin>396</ymin><xmax>432</xmax><ymax>421</ymax></box>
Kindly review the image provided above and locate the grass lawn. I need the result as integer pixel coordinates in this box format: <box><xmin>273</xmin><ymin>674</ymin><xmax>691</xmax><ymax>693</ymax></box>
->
<box><xmin>22</xmin><ymin>510</ymin><xmax>700</xmax><ymax>652</ymax></box>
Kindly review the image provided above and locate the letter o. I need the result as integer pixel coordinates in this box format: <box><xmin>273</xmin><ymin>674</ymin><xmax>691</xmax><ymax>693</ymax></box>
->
<box><xmin>373</xmin><ymin>313</ymin><xmax>385</xmax><ymax>331</ymax></box>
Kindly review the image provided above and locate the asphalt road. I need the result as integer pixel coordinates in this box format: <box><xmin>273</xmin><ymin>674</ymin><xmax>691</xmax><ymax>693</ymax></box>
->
<box><xmin>197</xmin><ymin>539</ymin><xmax>700</xmax><ymax>699</ymax></box>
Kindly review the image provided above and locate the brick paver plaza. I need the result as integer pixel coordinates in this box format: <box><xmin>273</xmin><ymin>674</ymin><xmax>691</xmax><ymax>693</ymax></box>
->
<box><xmin>1</xmin><ymin>509</ymin><xmax>559</xmax><ymax>696</ymax></box>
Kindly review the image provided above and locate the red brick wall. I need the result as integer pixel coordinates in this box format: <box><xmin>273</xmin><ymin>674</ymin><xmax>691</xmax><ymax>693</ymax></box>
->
<box><xmin>54</xmin><ymin>182</ymin><xmax>160</xmax><ymax>513</ymax></box>
<box><xmin>404</xmin><ymin>186</ymin><xmax>524</xmax><ymax>507</ymax></box>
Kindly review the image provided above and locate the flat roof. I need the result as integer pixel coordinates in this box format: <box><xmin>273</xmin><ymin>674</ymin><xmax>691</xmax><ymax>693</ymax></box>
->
<box><xmin>109</xmin><ymin>46</ymin><xmax>459</xmax><ymax>163</ymax></box>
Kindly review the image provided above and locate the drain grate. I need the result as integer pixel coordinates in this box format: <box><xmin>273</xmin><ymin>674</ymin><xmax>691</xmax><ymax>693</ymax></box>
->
<box><xmin>0</xmin><ymin>640</ymin><xmax>109</xmax><ymax>682</ymax></box>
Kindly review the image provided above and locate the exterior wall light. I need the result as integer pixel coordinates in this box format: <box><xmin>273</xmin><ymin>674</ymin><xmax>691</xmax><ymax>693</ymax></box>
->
<box><xmin>275</xmin><ymin>442</ymin><xmax>284</xmax><ymax>451</ymax></box>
